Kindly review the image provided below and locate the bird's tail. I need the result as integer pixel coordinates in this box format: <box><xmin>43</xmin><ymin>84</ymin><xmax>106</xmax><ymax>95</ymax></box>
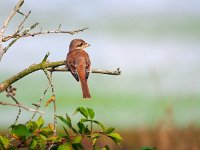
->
<box><xmin>80</xmin><ymin>78</ymin><xmax>91</xmax><ymax>99</ymax></box>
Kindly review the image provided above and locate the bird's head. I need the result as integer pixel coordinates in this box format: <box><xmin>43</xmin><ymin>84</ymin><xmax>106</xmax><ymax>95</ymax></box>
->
<box><xmin>69</xmin><ymin>39</ymin><xmax>90</xmax><ymax>51</ymax></box>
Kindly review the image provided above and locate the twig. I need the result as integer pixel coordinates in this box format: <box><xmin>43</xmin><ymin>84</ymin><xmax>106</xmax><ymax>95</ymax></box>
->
<box><xmin>0</xmin><ymin>0</ymin><xmax>24</xmax><ymax>60</ymax></box>
<box><xmin>16</xmin><ymin>10</ymin><xmax>31</xmax><ymax>33</ymax></box>
<box><xmin>43</xmin><ymin>69</ymin><xmax>57</xmax><ymax>135</ymax></box>
<box><xmin>2</xmin><ymin>27</ymin><xmax>89</xmax><ymax>42</ymax></box>
<box><xmin>5</xmin><ymin>86</ymin><xmax>21</xmax><ymax>124</ymax></box>
<box><xmin>0</xmin><ymin>101</ymin><xmax>44</xmax><ymax>114</ymax></box>
<box><xmin>0</xmin><ymin>0</ymin><xmax>24</xmax><ymax>36</ymax></box>
<box><xmin>3</xmin><ymin>36</ymin><xmax>21</xmax><ymax>53</ymax></box>
<box><xmin>31</xmin><ymin>85</ymin><xmax>49</xmax><ymax>120</ymax></box>
<box><xmin>40</xmin><ymin>52</ymin><xmax>57</xmax><ymax>134</ymax></box>
<box><xmin>0</xmin><ymin>60</ymin><xmax>121</xmax><ymax>92</ymax></box>
<box><xmin>7</xmin><ymin>93</ymin><xmax>21</xmax><ymax>124</ymax></box>
<box><xmin>48</xmin><ymin>67</ymin><xmax>122</xmax><ymax>75</ymax></box>
<box><xmin>15</xmin><ymin>108</ymin><xmax>22</xmax><ymax>124</ymax></box>
<box><xmin>3</xmin><ymin>22</ymin><xmax>39</xmax><ymax>54</ymax></box>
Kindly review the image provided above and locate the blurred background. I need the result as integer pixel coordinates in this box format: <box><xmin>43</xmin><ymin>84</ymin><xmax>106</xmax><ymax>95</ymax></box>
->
<box><xmin>1</xmin><ymin>0</ymin><xmax>200</xmax><ymax>149</ymax></box>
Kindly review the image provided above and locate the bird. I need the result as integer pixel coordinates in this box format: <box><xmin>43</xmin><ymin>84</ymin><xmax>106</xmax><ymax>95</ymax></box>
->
<box><xmin>66</xmin><ymin>39</ymin><xmax>91</xmax><ymax>99</ymax></box>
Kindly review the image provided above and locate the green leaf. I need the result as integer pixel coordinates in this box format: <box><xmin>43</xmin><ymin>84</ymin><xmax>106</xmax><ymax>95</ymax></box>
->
<box><xmin>91</xmin><ymin>133</ymin><xmax>100</xmax><ymax>139</ymax></box>
<box><xmin>87</xmin><ymin>108</ymin><xmax>95</xmax><ymax>119</ymax></box>
<box><xmin>58</xmin><ymin>143</ymin><xmax>71</xmax><ymax>150</ymax></box>
<box><xmin>71</xmin><ymin>127</ymin><xmax>78</xmax><ymax>134</ymax></box>
<box><xmin>56</xmin><ymin>115</ymin><xmax>71</xmax><ymax>127</ymax></box>
<box><xmin>92</xmin><ymin>138</ymin><xmax>97</xmax><ymax>146</ymax></box>
<box><xmin>74</xmin><ymin>107</ymin><xmax>88</xmax><ymax>118</ymax></box>
<box><xmin>85</xmin><ymin>125</ymin><xmax>90</xmax><ymax>133</ymax></box>
<box><xmin>66</xmin><ymin>113</ymin><xmax>71</xmax><ymax>123</ymax></box>
<box><xmin>72</xmin><ymin>143</ymin><xmax>84</xmax><ymax>150</ymax></box>
<box><xmin>26</xmin><ymin>121</ymin><xmax>38</xmax><ymax>133</ymax></box>
<box><xmin>72</xmin><ymin>135</ymin><xmax>82</xmax><ymax>144</ymax></box>
<box><xmin>38</xmin><ymin>134</ymin><xmax>47</xmax><ymax>142</ymax></box>
<box><xmin>0</xmin><ymin>135</ymin><xmax>9</xmax><ymax>149</ymax></box>
<box><xmin>40</xmin><ymin>127</ymin><xmax>53</xmax><ymax>136</ymax></box>
<box><xmin>77</xmin><ymin>122</ymin><xmax>86</xmax><ymax>134</ymax></box>
<box><xmin>47</xmin><ymin>136</ymin><xmax>61</xmax><ymax>143</ymax></box>
<box><xmin>90</xmin><ymin>133</ymin><xmax>100</xmax><ymax>146</ymax></box>
<box><xmin>10</xmin><ymin>124</ymin><xmax>30</xmax><ymax>138</ymax></box>
<box><xmin>93</xmin><ymin>120</ymin><xmax>106</xmax><ymax>131</ymax></box>
<box><xmin>29</xmin><ymin>139</ymin><xmax>37</xmax><ymax>150</ymax></box>
<box><xmin>62</xmin><ymin>126</ymin><xmax>69</xmax><ymax>137</ymax></box>
<box><xmin>107</xmin><ymin>132</ymin><xmax>123</xmax><ymax>144</ymax></box>
<box><xmin>80</xmin><ymin>118</ymin><xmax>89</xmax><ymax>123</ymax></box>
<box><xmin>102</xmin><ymin>145</ymin><xmax>110</xmax><ymax>150</ymax></box>
<box><xmin>105</xmin><ymin>127</ymin><xmax>115</xmax><ymax>134</ymax></box>
<box><xmin>35</xmin><ymin>116</ymin><xmax>44</xmax><ymax>128</ymax></box>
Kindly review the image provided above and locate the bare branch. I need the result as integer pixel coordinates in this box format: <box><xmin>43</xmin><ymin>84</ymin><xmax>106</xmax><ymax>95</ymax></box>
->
<box><xmin>3</xmin><ymin>27</ymin><xmax>89</xmax><ymax>42</ymax></box>
<box><xmin>17</xmin><ymin>10</ymin><xmax>32</xmax><ymax>33</ymax></box>
<box><xmin>44</xmin><ymin>70</ymin><xmax>57</xmax><ymax>135</ymax></box>
<box><xmin>31</xmin><ymin>85</ymin><xmax>49</xmax><ymax>120</ymax></box>
<box><xmin>0</xmin><ymin>1</ymin><xmax>88</xmax><ymax>61</ymax></box>
<box><xmin>3</xmin><ymin>36</ymin><xmax>21</xmax><ymax>53</ymax></box>
<box><xmin>7</xmin><ymin>92</ymin><xmax>21</xmax><ymax>124</ymax></box>
<box><xmin>1</xmin><ymin>0</ymin><xmax>24</xmax><ymax>34</ymax></box>
<box><xmin>0</xmin><ymin>0</ymin><xmax>25</xmax><ymax>60</ymax></box>
<box><xmin>48</xmin><ymin>67</ymin><xmax>122</xmax><ymax>75</ymax></box>
<box><xmin>0</xmin><ymin>101</ymin><xmax>44</xmax><ymax>114</ymax></box>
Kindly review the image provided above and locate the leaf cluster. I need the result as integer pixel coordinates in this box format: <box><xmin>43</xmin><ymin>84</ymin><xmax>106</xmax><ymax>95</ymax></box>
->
<box><xmin>0</xmin><ymin>107</ymin><xmax>122</xmax><ymax>150</ymax></box>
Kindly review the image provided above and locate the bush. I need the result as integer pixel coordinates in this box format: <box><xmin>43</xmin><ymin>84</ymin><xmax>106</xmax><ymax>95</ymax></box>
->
<box><xmin>0</xmin><ymin>107</ymin><xmax>122</xmax><ymax>150</ymax></box>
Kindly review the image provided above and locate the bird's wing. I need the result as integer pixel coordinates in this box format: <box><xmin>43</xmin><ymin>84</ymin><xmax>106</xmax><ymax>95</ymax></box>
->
<box><xmin>66</xmin><ymin>53</ymin><xmax>79</xmax><ymax>82</ymax></box>
<box><xmin>85</xmin><ymin>52</ymin><xmax>91</xmax><ymax>80</ymax></box>
<box><xmin>71</xmin><ymin>70</ymin><xmax>79</xmax><ymax>82</ymax></box>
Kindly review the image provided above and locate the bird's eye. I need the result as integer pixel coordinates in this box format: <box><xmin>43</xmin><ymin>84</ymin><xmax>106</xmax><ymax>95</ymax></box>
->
<box><xmin>78</xmin><ymin>43</ymin><xmax>83</xmax><ymax>47</ymax></box>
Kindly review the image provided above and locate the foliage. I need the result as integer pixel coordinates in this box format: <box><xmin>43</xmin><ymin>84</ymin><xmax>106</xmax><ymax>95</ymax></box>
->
<box><xmin>0</xmin><ymin>107</ymin><xmax>122</xmax><ymax>150</ymax></box>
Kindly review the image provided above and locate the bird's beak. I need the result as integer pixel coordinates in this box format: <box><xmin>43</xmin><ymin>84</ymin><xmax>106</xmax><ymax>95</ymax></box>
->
<box><xmin>84</xmin><ymin>43</ymin><xmax>90</xmax><ymax>48</ymax></box>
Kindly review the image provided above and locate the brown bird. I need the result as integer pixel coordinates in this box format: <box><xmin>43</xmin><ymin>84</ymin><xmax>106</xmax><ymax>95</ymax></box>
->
<box><xmin>66</xmin><ymin>39</ymin><xmax>91</xmax><ymax>99</ymax></box>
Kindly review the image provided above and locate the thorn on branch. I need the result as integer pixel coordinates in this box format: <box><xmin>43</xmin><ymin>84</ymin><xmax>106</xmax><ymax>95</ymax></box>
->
<box><xmin>42</xmin><ymin>52</ymin><xmax>50</xmax><ymax>63</ymax></box>
<box><xmin>17</xmin><ymin>10</ymin><xmax>32</xmax><ymax>32</ymax></box>
<box><xmin>58</xmin><ymin>24</ymin><xmax>61</xmax><ymax>31</ymax></box>
<box><xmin>69</xmin><ymin>27</ymin><xmax>89</xmax><ymax>35</ymax></box>
<box><xmin>17</xmin><ymin>10</ymin><xmax>25</xmax><ymax>16</ymax></box>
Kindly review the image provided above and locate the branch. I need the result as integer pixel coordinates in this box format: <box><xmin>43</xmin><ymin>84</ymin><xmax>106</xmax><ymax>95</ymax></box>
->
<box><xmin>0</xmin><ymin>101</ymin><xmax>44</xmax><ymax>114</ymax></box>
<box><xmin>2</xmin><ymin>27</ymin><xmax>89</xmax><ymax>42</ymax></box>
<box><xmin>0</xmin><ymin>60</ymin><xmax>65</xmax><ymax>92</ymax></box>
<box><xmin>1</xmin><ymin>10</ymin><xmax>31</xmax><ymax>43</ymax></box>
<box><xmin>44</xmin><ymin>70</ymin><xmax>57</xmax><ymax>135</ymax></box>
<box><xmin>1</xmin><ymin>0</ymin><xmax>24</xmax><ymax>34</ymax></box>
<box><xmin>0</xmin><ymin>60</ymin><xmax>121</xmax><ymax>92</ymax></box>
<box><xmin>48</xmin><ymin>67</ymin><xmax>121</xmax><ymax>75</ymax></box>
<box><xmin>0</xmin><ymin>0</ymin><xmax>24</xmax><ymax>60</ymax></box>
<box><xmin>31</xmin><ymin>85</ymin><xmax>49</xmax><ymax>120</ymax></box>
<box><xmin>7</xmin><ymin>91</ymin><xmax>22</xmax><ymax>124</ymax></box>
